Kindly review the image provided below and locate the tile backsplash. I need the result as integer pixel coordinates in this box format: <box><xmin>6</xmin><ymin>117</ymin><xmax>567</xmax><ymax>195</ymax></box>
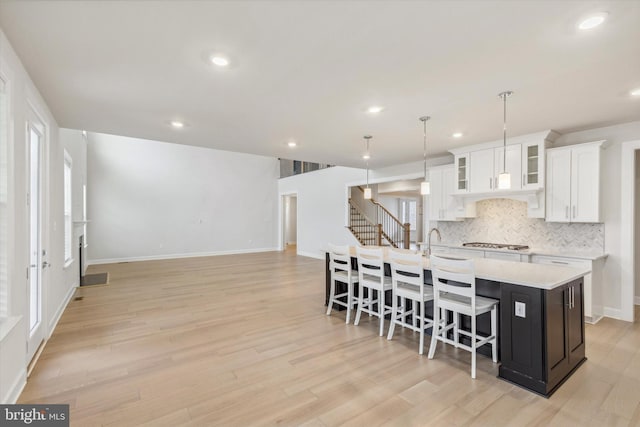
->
<box><xmin>436</xmin><ymin>198</ymin><xmax>604</xmax><ymax>253</ymax></box>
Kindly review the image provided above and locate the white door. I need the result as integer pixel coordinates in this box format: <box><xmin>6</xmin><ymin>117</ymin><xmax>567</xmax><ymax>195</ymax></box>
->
<box><xmin>27</xmin><ymin>122</ymin><xmax>45</xmax><ymax>362</ymax></box>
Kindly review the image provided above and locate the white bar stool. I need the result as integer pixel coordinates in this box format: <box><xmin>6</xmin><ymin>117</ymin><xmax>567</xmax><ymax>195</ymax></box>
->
<box><xmin>326</xmin><ymin>243</ymin><xmax>359</xmax><ymax>323</ymax></box>
<box><xmin>428</xmin><ymin>255</ymin><xmax>499</xmax><ymax>379</ymax></box>
<box><xmin>354</xmin><ymin>246</ymin><xmax>393</xmax><ymax>336</ymax></box>
<box><xmin>386</xmin><ymin>250</ymin><xmax>434</xmax><ymax>355</ymax></box>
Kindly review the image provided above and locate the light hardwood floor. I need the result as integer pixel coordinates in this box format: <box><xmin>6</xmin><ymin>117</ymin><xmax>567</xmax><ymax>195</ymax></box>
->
<box><xmin>19</xmin><ymin>250</ymin><xmax>640</xmax><ymax>426</ymax></box>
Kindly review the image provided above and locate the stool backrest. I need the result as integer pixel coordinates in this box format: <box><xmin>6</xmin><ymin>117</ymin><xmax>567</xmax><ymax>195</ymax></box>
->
<box><xmin>356</xmin><ymin>246</ymin><xmax>385</xmax><ymax>283</ymax></box>
<box><xmin>328</xmin><ymin>243</ymin><xmax>352</xmax><ymax>273</ymax></box>
<box><xmin>389</xmin><ymin>250</ymin><xmax>424</xmax><ymax>291</ymax></box>
<box><xmin>429</xmin><ymin>254</ymin><xmax>476</xmax><ymax>300</ymax></box>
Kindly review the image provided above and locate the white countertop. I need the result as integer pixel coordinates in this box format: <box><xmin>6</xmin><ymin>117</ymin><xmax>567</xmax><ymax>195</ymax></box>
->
<box><xmin>348</xmin><ymin>246</ymin><xmax>591</xmax><ymax>290</ymax></box>
<box><xmin>428</xmin><ymin>242</ymin><xmax>608</xmax><ymax>261</ymax></box>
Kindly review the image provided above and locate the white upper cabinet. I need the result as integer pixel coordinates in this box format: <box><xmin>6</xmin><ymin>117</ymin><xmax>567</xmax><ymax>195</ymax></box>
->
<box><xmin>469</xmin><ymin>149</ymin><xmax>494</xmax><ymax>192</ymax></box>
<box><xmin>450</xmin><ymin>130</ymin><xmax>556</xmax><ymax>196</ymax></box>
<box><xmin>545</xmin><ymin>141</ymin><xmax>604</xmax><ymax>223</ymax></box>
<box><xmin>494</xmin><ymin>144</ymin><xmax>522</xmax><ymax>191</ymax></box>
<box><xmin>429</xmin><ymin>165</ymin><xmax>474</xmax><ymax>221</ymax></box>
<box><xmin>522</xmin><ymin>141</ymin><xmax>543</xmax><ymax>189</ymax></box>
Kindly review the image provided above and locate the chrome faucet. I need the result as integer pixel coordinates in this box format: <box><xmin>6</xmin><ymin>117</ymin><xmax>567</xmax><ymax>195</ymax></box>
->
<box><xmin>426</xmin><ymin>227</ymin><xmax>442</xmax><ymax>256</ymax></box>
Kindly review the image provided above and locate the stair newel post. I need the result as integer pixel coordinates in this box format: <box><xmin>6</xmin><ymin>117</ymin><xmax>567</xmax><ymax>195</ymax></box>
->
<box><xmin>403</xmin><ymin>223</ymin><xmax>410</xmax><ymax>249</ymax></box>
<box><xmin>376</xmin><ymin>223</ymin><xmax>382</xmax><ymax>246</ymax></box>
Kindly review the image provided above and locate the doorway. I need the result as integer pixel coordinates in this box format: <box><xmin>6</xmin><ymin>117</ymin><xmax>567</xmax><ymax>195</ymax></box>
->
<box><xmin>26</xmin><ymin>116</ymin><xmax>45</xmax><ymax>362</ymax></box>
<box><xmin>282</xmin><ymin>194</ymin><xmax>298</xmax><ymax>251</ymax></box>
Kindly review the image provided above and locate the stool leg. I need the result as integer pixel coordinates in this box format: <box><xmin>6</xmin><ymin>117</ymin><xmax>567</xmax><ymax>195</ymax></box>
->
<box><xmin>387</xmin><ymin>293</ymin><xmax>397</xmax><ymax>340</ymax></box>
<box><xmin>453</xmin><ymin>311</ymin><xmax>459</xmax><ymax>348</ymax></box>
<box><xmin>326</xmin><ymin>276</ymin><xmax>335</xmax><ymax>316</ymax></box>
<box><xmin>354</xmin><ymin>283</ymin><xmax>364</xmax><ymax>326</ymax></box>
<box><xmin>471</xmin><ymin>313</ymin><xmax>477</xmax><ymax>379</ymax></box>
<box><xmin>345</xmin><ymin>280</ymin><xmax>353</xmax><ymax>324</ymax></box>
<box><xmin>379</xmin><ymin>288</ymin><xmax>385</xmax><ymax>337</ymax></box>
<box><xmin>418</xmin><ymin>301</ymin><xmax>425</xmax><ymax>355</ymax></box>
<box><xmin>428</xmin><ymin>300</ymin><xmax>439</xmax><ymax>359</ymax></box>
<box><xmin>491</xmin><ymin>305</ymin><xmax>498</xmax><ymax>363</ymax></box>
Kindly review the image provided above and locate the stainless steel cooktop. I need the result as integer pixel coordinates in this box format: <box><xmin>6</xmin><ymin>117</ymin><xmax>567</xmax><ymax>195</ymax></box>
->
<box><xmin>462</xmin><ymin>242</ymin><xmax>530</xmax><ymax>251</ymax></box>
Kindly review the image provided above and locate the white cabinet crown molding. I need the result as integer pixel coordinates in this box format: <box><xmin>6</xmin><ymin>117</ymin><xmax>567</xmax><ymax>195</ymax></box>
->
<box><xmin>448</xmin><ymin>130</ymin><xmax>559</xmax><ymax>155</ymax></box>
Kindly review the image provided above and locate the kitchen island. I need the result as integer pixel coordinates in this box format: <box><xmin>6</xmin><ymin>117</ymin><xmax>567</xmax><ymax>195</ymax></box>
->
<box><xmin>325</xmin><ymin>248</ymin><xmax>591</xmax><ymax>397</ymax></box>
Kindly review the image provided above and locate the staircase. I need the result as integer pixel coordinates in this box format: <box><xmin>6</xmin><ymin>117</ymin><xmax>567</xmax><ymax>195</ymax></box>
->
<box><xmin>348</xmin><ymin>188</ymin><xmax>410</xmax><ymax>249</ymax></box>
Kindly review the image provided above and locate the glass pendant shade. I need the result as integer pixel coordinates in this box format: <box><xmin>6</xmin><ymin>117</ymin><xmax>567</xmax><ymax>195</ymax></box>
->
<box><xmin>498</xmin><ymin>172</ymin><xmax>511</xmax><ymax>189</ymax></box>
<box><xmin>364</xmin><ymin>187</ymin><xmax>372</xmax><ymax>199</ymax></box>
<box><xmin>420</xmin><ymin>180</ymin><xmax>430</xmax><ymax>195</ymax></box>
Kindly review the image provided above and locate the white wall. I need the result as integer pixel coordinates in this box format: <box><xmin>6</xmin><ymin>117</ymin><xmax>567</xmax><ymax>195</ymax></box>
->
<box><xmin>554</xmin><ymin>121</ymin><xmax>640</xmax><ymax>320</ymax></box>
<box><xmin>635</xmin><ymin>150</ymin><xmax>640</xmax><ymax>304</ymax></box>
<box><xmin>0</xmin><ymin>27</ymin><xmax>78</xmax><ymax>403</ymax></box>
<box><xmin>278</xmin><ymin>166</ymin><xmax>364</xmax><ymax>258</ymax></box>
<box><xmin>87</xmin><ymin>133</ymin><xmax>280</xmax><ymax>263</ymax></box>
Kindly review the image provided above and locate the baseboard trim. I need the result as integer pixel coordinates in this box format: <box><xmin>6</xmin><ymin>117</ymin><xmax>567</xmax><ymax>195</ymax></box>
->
<box><xmin>635</xmin><ymin>296</ymin><xmax>640</xmax><ymax>306</ymax></box>
<box><xmin>4</xmin><ymin>371</ymin><xmax>26</xmax><ymax>404</ymax></box>
<box><xmin>296</xmin><ymin>250</ymin><xmax>324</xmax><ymax>260</ymax></box>
<box><xmin>603</xmin><ymin>307</ymin><xmax>623</xmax><ymax>320</ymax></box>
<box><xmin>87</xmin><ymin>247</ymin><xmax>280</xmax><ymax>266</ymax></box>
<box><xmin>48</xmin><ymin>283</ymin><xmax>77</xmax><ymax>336</ymax></box>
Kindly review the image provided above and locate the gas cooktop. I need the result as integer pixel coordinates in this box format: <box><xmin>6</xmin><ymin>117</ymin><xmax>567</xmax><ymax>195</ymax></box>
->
<box><xmin>463</xmin><ymin>242</ymin><xmax>530</xmax><ymax>251</ymax></box>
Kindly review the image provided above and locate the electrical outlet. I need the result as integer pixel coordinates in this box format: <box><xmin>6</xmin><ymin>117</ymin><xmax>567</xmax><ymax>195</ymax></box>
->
<box><xmin>515</xmin><ymin>301</ymin><xmax>526</xmax><ymax>318</ymax></box>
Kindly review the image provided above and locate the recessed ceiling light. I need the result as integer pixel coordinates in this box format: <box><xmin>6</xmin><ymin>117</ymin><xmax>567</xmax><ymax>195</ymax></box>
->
<box><xmin>452</xmin><ymin>132</ymin><xmax>463</xmax><ymax>138</ymax></box>
<box><xmin>287</xmin><ymin>141</ymin><xmax>297</xmax><ymax>148</ymax></box>
<box><xmin>631</xmin><ymin>88</ymin><xmax>640</xmax><ymax>96</ymax></box>
<box><xmin>170</xmin><ymin>120</ymin><xmax>184</xmax><ymax>129</ymax></box>
<box><xmin>578</xmin><ymin>12</ymin><xmax>607</xmax><ymax>30</ymax></box>
<box><xmin>367</xmin><ymin>106</ymin><xmax>383</xmax><ymax>114</ymax></box>
<box><xmin>362</xmin><ymin>153</ymin><xmax>370</xmax><ymax>160</ymax></box>
<box><xmin>211</xmin><ymin>56</ymin><xmax>229</xmax><ymax>67</ymax></box>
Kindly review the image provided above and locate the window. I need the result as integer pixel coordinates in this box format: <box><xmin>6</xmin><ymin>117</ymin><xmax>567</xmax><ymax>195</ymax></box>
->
<box><xmin>400</xmin><ymin>199</ymin><xmax>417</xmax><ymax>231</ymax></box>
<box><xmin>63</xmin><ymin>151</ymin><xmax>72</xmax><ymax>264</ymax></box>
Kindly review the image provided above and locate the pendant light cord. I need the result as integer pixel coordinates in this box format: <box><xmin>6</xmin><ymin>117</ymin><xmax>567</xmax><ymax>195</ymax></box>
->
<box><xmin>503</xmin><ymin>93</ymin><xmax>507</xmax><ymax>172</ymax></box>
<box><xmin>419</xmin><ymin>116</ymin><xmax>430</xmax><ymax>181</ymax></box>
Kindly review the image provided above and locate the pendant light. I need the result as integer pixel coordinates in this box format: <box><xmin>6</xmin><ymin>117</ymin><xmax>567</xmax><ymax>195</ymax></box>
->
<box><xmin>363</xmin><ymin>135</ymin><xmax>373</xmax><ymax>199</ymax></box>
<box><xmin>498</xmin><ymin>91</ymin><xmax>513</xmax><ymax>190</ymax></box>
<box><xmin>419</xmin><ymin>116</ymin><xmax>431</xmax><ymax>195</ymax></box>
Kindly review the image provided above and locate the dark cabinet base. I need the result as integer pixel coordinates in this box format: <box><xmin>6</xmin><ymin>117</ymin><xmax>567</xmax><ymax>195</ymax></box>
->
<box><xmin>499</xmin><ymin>278</ymin><xmax>586</xmax><ymax>397</ymax></box>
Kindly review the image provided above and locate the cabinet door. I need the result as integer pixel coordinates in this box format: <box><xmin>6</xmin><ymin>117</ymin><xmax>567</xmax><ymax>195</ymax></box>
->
<box><xmin>428</xmin><ymin>168</ymin><xmax>443</xmax><ymax>220</ymax></box>
<box><xmin>469</xmin><ymin>149</ymin><xmax>494</xmax><ymax>192</ymax></box>
<box><xmin>455</xmin><ymin>154</ymin><xmax>469</xmax><ymax>193</ymax></box>
<box><xmin>494</xmin><ymin>144</ymin><xmax>522</xmax><ymax>190</ymax></box>
<box><xmin>522</xmin><ymin>142</ymin><xmax>542</xmax><ymax>189</ymax></box>
<box><xmin>545</xmin><ymin>285</ymin><xmax>570</xmax><ymax>385</ymax></box>
<box><xmin>568</xmin><ymin>281</ymin><xmax>586</xmax><ymax>365</ymax></box>
<box><xmin>571</xmin><ymin>146</ymin><xmax>600</xmax><ymax>222</ymax></box>
<box><xmin>441</xmin><ymin>166</ymin><xmax>458</xmax><ymax>221</ymax></box>
<box><xmin>545</xmin><ymin>149</ymin><xmax>572</xmax><ymax>222</ymax></box>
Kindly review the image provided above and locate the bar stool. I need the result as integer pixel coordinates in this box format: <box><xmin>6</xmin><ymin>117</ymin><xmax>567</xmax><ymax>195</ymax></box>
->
<box><xmin>386</xmin><ymin>250</ymin><xmax>434</xmax><ymax>355</ymax></box>
<box><xmin>354</xmin><ymin>246</ymin><xmax>393</xmax><ymax>336</ymax></box>
<box><xmin>427</xmin><ymin>255</ymin><xmax>499</xmax><ymax>379</ymax></box>
<box><xmin>326</xmin><ymin>243</ymin><xmax>359</xmax><ymax>323</ymax></box>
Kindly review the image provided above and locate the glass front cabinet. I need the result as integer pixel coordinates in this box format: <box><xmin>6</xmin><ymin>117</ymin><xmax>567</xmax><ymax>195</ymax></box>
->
<box><xmin>455</xmin><ymin>153</ymin><xmax>469</xmax><ymax>193</ymax></box>
<box><xmin>522</xmin><ymin>141</ymin><xmax>543</xmax><ymax>189</ymax></box>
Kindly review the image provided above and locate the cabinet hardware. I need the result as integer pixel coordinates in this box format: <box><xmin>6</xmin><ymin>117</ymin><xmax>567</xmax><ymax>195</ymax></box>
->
<box><xmin>551</xmin><ymin>260</ymin><xmax>569</xmax><ymax>265</ymax></box>
<box><xmin>571</xmin><ymin>286</ymin><xmax>575</xmax><ymax>309</ymax></box>
<box><xmin>572</xmin><ymin>206</ymin><xmax>576</xmax><ymax>219</ymax></box>
<box><xmin>523</xmin><ymin>174</ymin><xmax>525</xmax><ymax>187</ymax></box>
<box><xmin>489</xmin><ymin>178</ymin><xmax>492</xmax><ymax>189</ymax></box>
<box><xmin>565</xmin><ymin>206</ymin><xmax>569</xmax><ymax>219</ymax></box>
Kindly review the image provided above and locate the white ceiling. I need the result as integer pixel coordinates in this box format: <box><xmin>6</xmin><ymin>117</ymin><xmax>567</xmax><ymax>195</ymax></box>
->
<box><xmin>0</xmin><ymin>1</ymin><xmax>638</xmax><ymax>168</ymax></box>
